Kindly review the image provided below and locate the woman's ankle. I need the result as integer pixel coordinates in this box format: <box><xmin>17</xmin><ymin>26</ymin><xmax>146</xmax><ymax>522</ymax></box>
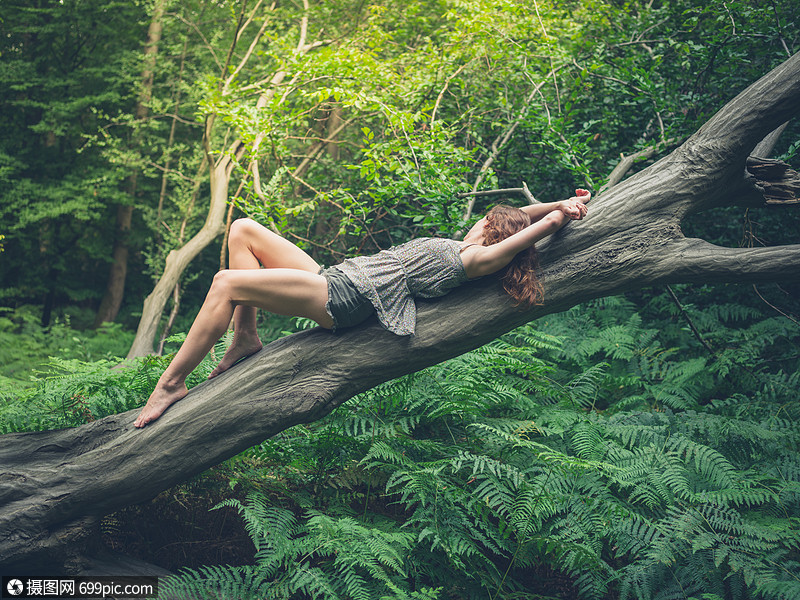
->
<box><xmin>158</xmin><ymin>371</ymin><xmax>186</xmax><ymax>392</ymax></box>
<box><xmin>233</xmin><ymin>331</ymin><xmax>261</xmax><ymax>345</ymax></box>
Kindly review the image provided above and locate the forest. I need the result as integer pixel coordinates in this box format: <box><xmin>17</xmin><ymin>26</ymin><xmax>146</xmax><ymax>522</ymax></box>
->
<box><xmin>1</xmin><ymin>0</ymin><xmax>799</xmax><ymax>598</ymax></box>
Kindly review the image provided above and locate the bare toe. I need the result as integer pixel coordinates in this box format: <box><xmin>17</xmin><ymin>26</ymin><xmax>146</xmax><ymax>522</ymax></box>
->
<box><xmin>134</xmin><ymin>382</ymin><xmax>188</xmax><ymax>428</ymax></box>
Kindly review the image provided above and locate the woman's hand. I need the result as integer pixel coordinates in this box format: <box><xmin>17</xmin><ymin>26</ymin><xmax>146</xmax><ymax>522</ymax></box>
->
<box><xmin>560</xmin><ymin>189</ymin><xmax>590</xmax><ymax>220</ymax></box>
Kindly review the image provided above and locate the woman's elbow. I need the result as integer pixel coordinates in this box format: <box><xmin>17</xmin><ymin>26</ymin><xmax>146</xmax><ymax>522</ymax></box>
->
<box><xmin>542</xmin><ymin>212</ymin><xmax>566</xmax><ymax>229</ymax></box>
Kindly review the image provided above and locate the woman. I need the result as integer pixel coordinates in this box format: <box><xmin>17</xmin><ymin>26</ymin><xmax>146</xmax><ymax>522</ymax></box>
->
<box><xmin>134</xmin><ymin>189</ymin><xmax>589</xmax><ymax>428</ymax></box>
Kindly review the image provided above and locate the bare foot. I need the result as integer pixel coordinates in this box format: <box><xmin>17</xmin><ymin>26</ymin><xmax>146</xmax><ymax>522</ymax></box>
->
<box><xmin>134</xmin><ymin>380</ymin><xmax>188</xmax><ymax>428</ymax></box>
<box><xmin>208</xmin><ymin>335</ymin><xmax>263</xmax><ymax>379</ymax></box>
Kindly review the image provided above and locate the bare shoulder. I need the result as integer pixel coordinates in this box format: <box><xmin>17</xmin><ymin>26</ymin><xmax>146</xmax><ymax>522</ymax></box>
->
<box><xmin>459</xmin><ymin>244</ymin><xmax>505</xmax><ymax>279</ymax></box>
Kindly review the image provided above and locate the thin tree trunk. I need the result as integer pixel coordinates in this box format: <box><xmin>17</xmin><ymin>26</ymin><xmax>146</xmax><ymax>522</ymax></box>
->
<box><xmin>93</xmin><ymin>202</ymin><xmax>134</xmax><ymax>327</ymax></box>
<box><xmin>156</xmin><ymin>282</ymin><xmax>181</xmax><ymax>356</ymax></box>
<box><xmin>126</xmin><ymin>153</ymin><xmax>237</xmax><ymax>357</ymax></box>
<box><xmin>94</xmin><ymin>0</ymin><xmax>165</xmax><ymax>327</ymax></box>
<box><xmin>156</xmin><ymin>35</ymin><xmax>190</xmax><ymax>229</ymax></box>
<box><xmin>311</xmin><ymin>105</ymin><xmax>346</xmax><ymax>255</ymax></box>
<box><xmin>154</xmin><ymin>155</ymin><xmax>209</xmax><ymax>353</ymax></box>
<box><xmin>126</xmin><ymin>0</ymin><xmax>326</xmax><ymax>356</ymax></box>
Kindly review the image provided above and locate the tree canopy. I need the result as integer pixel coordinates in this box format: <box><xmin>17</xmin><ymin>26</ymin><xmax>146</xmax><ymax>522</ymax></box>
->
<box><xmin>2</xmin><ymin>0</ymin><xmax>797</xmax><ymax>339</ymax></box>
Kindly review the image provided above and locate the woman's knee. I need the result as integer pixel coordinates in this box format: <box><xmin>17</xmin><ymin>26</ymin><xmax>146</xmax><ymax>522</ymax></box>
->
<box><xmin>228</xmin><ymin>218</ymin><xmax>261</xmax><ymax>245</ymax></box>
<box><xmin>210</xmin><ymin>269</ymin><xmax>235</xmax><ymax>298</ymax></box>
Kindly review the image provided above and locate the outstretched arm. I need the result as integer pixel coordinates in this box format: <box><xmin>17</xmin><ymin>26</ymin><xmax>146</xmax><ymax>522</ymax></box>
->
<box><xmin>462</xmin><ymin>189</ymin><xmax>589</xmax><ymax>278</ymax></box>
<box><xmin>520</xmin><ymin>188</ymin><xmax>590</xmax><ymax>221</ymax></box>
<box><xmin>464</xmin><ymin>189</ymin><xmax>590</xmax><ymax>242</ymax></box>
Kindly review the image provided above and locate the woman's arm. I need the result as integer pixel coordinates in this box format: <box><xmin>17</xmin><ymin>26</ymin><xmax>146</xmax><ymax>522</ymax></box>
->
<box><xmin>462</xmin><ymin>189</ymin><xmax>589</xmax><ymax>278</ymax></box>
<box><xmin>520</xmin><ymin>188</ymin><xmax>591</xmax><ymax>222</ymax></box>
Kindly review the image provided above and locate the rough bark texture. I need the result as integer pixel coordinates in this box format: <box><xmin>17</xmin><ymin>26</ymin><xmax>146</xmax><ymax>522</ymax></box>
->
<box><xmin>2</xmin><ymin>53</ymin><xmax>800</xmax><ymax>569</ymax></box>
<box><xmin>746</xmin><ymin>156</ymin><xmax>800</xmax><ymax>203</ymax></box>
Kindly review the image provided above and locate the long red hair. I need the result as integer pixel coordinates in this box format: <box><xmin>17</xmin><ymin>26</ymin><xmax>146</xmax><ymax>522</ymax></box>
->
<box><xmin>482</xmin><ymin>205</ymin><xmax>544</xmax><ymax>308</ymax></box>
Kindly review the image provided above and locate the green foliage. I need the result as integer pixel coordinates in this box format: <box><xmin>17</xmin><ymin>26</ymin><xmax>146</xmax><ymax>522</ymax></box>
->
<box><xmin>343</xmin><ymin>120</ymin><xmax>476</xmax><ymax>240</ymax></box>
<box><xmin>0</xmin><ymin>356</ymin><xmax>152</xmax><ymax>433</ymax></box>
<box><xmin>157</xmin><ymin>290</ymin><xmax>799</xmax><ymax>599</ymax></box>
<box><xmin>0</xmin><ymin>316</ymin><xmax>228</xmax><ymax>432</ymax></box>
<box><xmin>0</xmin><ymin>0</ymin><xmax>149</xmax><ymax>318</ymax></box>
<box><xmin>1</xmin><ymin>1</ymin><xmax>799</xmax><ymax>598</ymax></box>
<box><xmin>2</xmin><ymin>0</ymin><xmax>798</xmax><ymax>327</ymax></box>
<box><xmin>1</xmin><ymin>285</ymin><xmax>797</xmax><ymax>599</ymax></box>
<box><xmin>0</xmin><ymin>306</ymin><xmax>135</xmax><ymax>381</ymax></box>
<box><xmin>161</xmin><ymin>498</ymin><xmax>440</xmax><ymax>600</ymax></box>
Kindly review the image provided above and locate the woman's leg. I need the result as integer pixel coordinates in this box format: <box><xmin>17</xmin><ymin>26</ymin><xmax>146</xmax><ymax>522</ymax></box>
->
<box><xmin>134</xmin><ymin>266</ymin><xmax>332</xmax><ymax>428</ymax></box>
<box><xmin>209</xmin><ymin>218</ymin><xmax>323</xmax><ymax>378</ymax></box>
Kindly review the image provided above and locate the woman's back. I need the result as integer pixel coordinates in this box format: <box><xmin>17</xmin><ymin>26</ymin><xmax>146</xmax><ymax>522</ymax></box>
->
<box><xmin>335</xmin><ymin>237</ymin><xmax>469</xmax><ymax>335</ymax></box>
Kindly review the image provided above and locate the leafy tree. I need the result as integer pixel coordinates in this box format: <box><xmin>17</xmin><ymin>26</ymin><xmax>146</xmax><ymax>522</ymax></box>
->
<box><xmin>0</xmin><ymin>0</ymin><xmax>145</xmax><ymax>326</ymax></box>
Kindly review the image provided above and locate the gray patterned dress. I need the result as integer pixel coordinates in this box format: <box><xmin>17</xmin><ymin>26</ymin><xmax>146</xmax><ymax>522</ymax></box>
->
<box><xmin>334</xmin><ymin>237</ymin><xmax>471</xmax><ymax>335</ymax></box>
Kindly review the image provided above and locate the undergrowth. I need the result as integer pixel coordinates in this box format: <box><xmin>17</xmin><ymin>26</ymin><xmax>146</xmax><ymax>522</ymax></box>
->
<box><xmin>0</xmin><ymin>306</ymin><xmax>135</xmax><ymax>384</ymax></box>
<box><xmin>157</xmin><ymin>287</ymin><xmax>800</xmax><ymax>600</ymax></box>
<box><xmin>1</xmin><ymin>287</ymin><xmax>798</xmax><ymax>599</ymax></box>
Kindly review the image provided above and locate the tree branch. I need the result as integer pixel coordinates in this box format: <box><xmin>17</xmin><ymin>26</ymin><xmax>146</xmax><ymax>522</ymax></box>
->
<box><xmin>431</xmin><ymin>60</ymin><xmax>474</xmax><ymax>124</ymax></box>
<box><xmin>457</xmin><ymin>182</ymin><xmax>538</xmax><ymax>204</ymax></box>
<box><xmin>599</xmin><ymin>138</ymin><xmax>678</xmax><ymax>193</ymax></box>
<box><xmin>744</xmin><ymin>156</ymin><xmax>800</xmax><ymax>205</ymax></box>
<box><xmin>667</xmin><ymin>239</ymin><xmax>800</xmax><ymax>284</ymax></box>
<box><xmin>751</xmin><ymin>122</ymin><xmax>789</xmax><ymax>158</ymax></box>
<box><xmin>293</xmin><ymin>117</ymin><xmax>354</xmax><ymax>179</ymax></box>
<box><xmin>675</xmin><ymin>51</ymin><xmax>800</xmax><ymax>172</ymax></box>
<box><xmin>462</xmin><ymin>65</ymin><xmax>565</xmax><ymax>222</ymax></box>
<box><xmin>222</xmin><ymin>3</ymin><xmax>273</xmax><ymax>95</ymax></box>
<box><xmin>666</xmin><ymin>285</ymin><xmax>716</xmax><ymax>355</ymax></box>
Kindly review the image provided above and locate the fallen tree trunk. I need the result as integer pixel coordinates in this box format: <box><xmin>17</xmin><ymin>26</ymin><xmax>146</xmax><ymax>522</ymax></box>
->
<box><xmin>1</xmin><ymin>52</ymin><xmax>799</xmax><ymax>569</ymax></box>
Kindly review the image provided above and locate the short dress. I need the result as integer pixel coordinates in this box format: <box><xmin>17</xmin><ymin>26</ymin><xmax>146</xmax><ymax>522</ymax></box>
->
<box><xmin>326</xmin><ymin>237</ymin><xmax>472</xmax><ymax>335</ymax></box>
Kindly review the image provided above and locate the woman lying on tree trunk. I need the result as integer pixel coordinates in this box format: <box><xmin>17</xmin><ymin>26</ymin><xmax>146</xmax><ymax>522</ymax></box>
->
<box><xmin>134</xmin><ymin>189</ymin><xmax>589</xmax><ymax>428</ymax></box>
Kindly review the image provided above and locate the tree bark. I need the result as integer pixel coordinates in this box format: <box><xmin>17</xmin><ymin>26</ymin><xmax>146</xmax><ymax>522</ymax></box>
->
<box><xmin>2</xmin><ymin>52</ymin><xmax>799</xmax><ymax>569</ymax></box>
<box><xmin>93</xmin><ymin>203</ymin><xmax>133</xmax><ymax>327</ymax></box>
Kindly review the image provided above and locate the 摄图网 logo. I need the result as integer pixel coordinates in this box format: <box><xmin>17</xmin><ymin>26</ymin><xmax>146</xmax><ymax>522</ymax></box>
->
<box><xmin>6</xmin><ymin>579</ymin><xmax>24</xmax><ymax>596</ymax></box>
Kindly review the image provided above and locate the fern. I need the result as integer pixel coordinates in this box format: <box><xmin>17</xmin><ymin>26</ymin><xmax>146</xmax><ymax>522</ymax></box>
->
<box><xmin>71</xmin><ymin>289</ymin><xmax>800</xmax><ymax>599</ymax></box>
<box><xmin>0</xmin><ymin>355</ymin><xmax>167</xmax><ymax>432</ymax></box>
<box><xmin>163</xmin><ymin>497</ymin><xmax>436</xmax><ymax>600</ymax></box>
